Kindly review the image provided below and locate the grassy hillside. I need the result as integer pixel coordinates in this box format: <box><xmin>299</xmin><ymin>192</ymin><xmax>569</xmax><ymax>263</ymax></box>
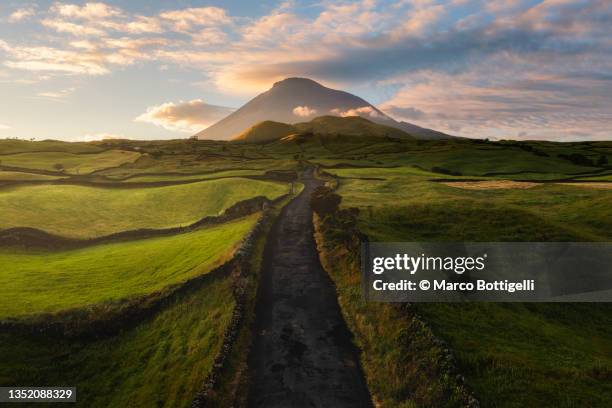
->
<box><xmin>296</xmin><ymin>115</ymin><xmax>413</xmax><ymax>139</ymax></box>
<box><xmin>0</xmin><ymin>272</ymin><xmax>235</xmax><ymax>408</ymax></box>
<box><xmin>0</xmin><ymin>170</ymin><xmax>65</xmax><ymax>181</ymax></box>
<box><xmin>120</xmin><ymin>169</ymin><xmax>267</xmax><ymax>183</ymax></box>
<box><xmin>0</xmin><ymin>150</ymin><xmax>140</xmax><ymax>174</ymax></box>
<box><xmin>0</xmin><ymin>178</ymin><xmax>287</xmax><ymax>238</ymax></box>
<box><xmin>233</xmin><ymin>121</ymin><xmax>298</xmax><ymax>143</ymax></box>
<box><xmin>0</xmin><ymin>215</ymin><xmax>256</xmax><ymax>318</ymax></box>
<box><xmin>231</xmin><ymin>116</ymin><xmax>414</xmax><ymax>144</ymax></box>
<box><xmin>0</xmin><ymin>139</ymin><xmax>104</xmax><ymax>154</ymax></box>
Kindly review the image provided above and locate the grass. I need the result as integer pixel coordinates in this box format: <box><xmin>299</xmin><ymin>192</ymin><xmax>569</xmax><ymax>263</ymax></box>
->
<box><xmin>0</xmin><ymin>171</ymin><xmax>65</xmax><ymax>181</ymax></box>
<box><xmin>0</xmin><ymin>178</ymin><xmax>287</xmax><ymax>238</ymax></box>
<box><xmin>0</xmin><ymin>139</ymin><xmax>104</xmax><ymax>154</ymax></box>
<box><xmin>319</xmin><ymin>164</ymin><xmax>612</xmax><ymax>407</ymax></box>
<box><xmin>0</xmin><ymin>215</ymin><xmax>257</xmax><ymax>318</ymax></box>
<box><xmin>120</xmin><ymin>169</ymin><xmax>266</xmax><ymax>183</ymax></box>
<box><xmin>314</xmin><ymin>214</ymin><xmax>469</xmax><ymax>407</ymax></box>
<box><xmin>327</xmin><ymin>167</ymin><xmax>612</xmax><ymax>241</ymax></box>
<box><xmin>308</xmin><ymin>139</ymin><xmax>603</xmax><ymax>178</ymax></box>
<box><xmin>0</xmin><ymin>272</ymin><xmax>235</xmax><ymax>408</ymax></box>
<box><xmin>417</xmin><ymin>303</ymin><xmax>612</xmax><ymax>408</ymax></box>
<box><xmin>0</xmin><ymin>150</ymin><xmax>140</xmax><ymax>174</ymax></box>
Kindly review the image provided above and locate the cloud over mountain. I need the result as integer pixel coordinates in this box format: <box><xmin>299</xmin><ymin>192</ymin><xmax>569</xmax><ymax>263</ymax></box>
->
<box><xmin>135</xmin><ymin>100</ymin><xmax>234</xmax><ymax>133</ymax></box>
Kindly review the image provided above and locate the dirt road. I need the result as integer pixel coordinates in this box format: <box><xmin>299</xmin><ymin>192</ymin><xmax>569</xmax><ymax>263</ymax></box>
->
<box><xmin>248</xmin><ymin>169</ymin><xmax>372</xmax><ymax>408</ymax></box>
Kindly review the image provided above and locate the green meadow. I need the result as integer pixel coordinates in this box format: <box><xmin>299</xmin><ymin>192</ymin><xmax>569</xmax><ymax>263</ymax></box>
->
<box><xmin>0</xmin><ymin>170</ymin><xmax>65</xmax><ymax>181</ymax></box>
<box><xmin>0</xmin><ymin>273</ymin><xmax>235</xmax><ymax>408</ymax></box>
<box><xmin>0</xmin><ymin>215</ymin><xmax>256</xmax><ymax>318</ymax></box>
<box><xmin>320</xmin><ymin>164</ymin><xmax>612</xmax><ymax>407</ymax></box>
<box><xmin>0</xmin><ymin>149</ymin><xmax>141</xmax><ymax>174</ymax></box>
<box><xmin>0</xmin><ymin>178</ymin><xmax>286</xmax><ymax>238</ymax></box>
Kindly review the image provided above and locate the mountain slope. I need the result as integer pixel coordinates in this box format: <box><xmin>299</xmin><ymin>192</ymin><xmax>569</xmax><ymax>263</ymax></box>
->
<box><xmin>233</xmin><ymin>115</ymin><xmax>414</xmax><ymax>143</ymax></box>
<box><xmin>233</xmin><ymin>121</ymin><xmax>297</xmax><ymax>143</ymax></box>
<box><xmin>295</xmin><ymin>116</ymin><xmax>413</xmax><ymax>139</ymax></box>
<box><xmin>195</xmin><ymin>77</ymin><xmax>453</xmax><ymax>140</ymax></box>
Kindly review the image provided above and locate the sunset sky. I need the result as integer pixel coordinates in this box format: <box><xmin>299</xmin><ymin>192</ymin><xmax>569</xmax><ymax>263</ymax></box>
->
<box><xmin>0</xmin><ymin>0</ymin><xmax>610</xmax><ymax>141</ymax></box>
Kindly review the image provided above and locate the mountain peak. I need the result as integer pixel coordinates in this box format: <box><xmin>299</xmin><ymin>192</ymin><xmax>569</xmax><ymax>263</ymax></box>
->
<box><xmin>272</xmin><ymin>77</ymin><xmax>324</xmax><ymax>88</ymax></box>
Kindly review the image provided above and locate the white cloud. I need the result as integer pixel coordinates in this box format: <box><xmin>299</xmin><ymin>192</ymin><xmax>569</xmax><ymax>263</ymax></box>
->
<box><xmin>41</xmin><ymin>18</ymin><xmax>105</xmax><ymax>36</ymax></box>
<box><xmin>293</xmin><ymin>105</ymin><xmax>317</xmax><ymax>117</ymax></box>
<box><xmin>37</xmin><ymin>87</ymin><xmax>75</xmax><ymax>99</ymax></box>
<box><xmin>8</xmin><ymin>7</ymin><xmax>36</xmax><ymax>22</ymax></box>
<box><xmin>331</xmin><ymin>106</ymin><xmax>382</xmax><ymax>119</ymax></box>
<box><xmin>135</xmin><ymin>99</ymin><xmax>234</xmax><ymax>133</ymax></box>
<box><xmin>159</xmin><ymin>7</ymin><xmax>231</xmax><ymax>32</ymax></box>
<box><xmin>51</xmin><ymin>2</ymin><xmax>123</xmax><ymax>20</ymax></box>
<box><xmin>0</xmin><ymin>124</ymin><xmax>11</xmax><ymax>130</ymax></box>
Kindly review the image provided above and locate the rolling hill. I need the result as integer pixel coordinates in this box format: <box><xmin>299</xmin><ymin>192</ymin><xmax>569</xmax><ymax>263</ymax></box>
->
<box><xmin>195</xmin><ymin>77</ymin><xmax>453</xmax><ymax>140</ymax></box>
<box><xmin>232</xmin><ymin>115</ymin><xmax>415</xmax><ymax>143</ymax></box>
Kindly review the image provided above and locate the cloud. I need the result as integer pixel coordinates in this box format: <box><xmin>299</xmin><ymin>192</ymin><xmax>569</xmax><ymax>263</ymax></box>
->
<box><xmin>41</xmin><ymin>18</ymin><xmax>106</xmax><ymax>36</ymax></box>
<box><xmin>0</xmin><ymin>124</ymin><xmax>11</xmax><ymax>130</ymax></box>
<box><xmin>332</xmin><ymin>106</ymin><xmax>382</xmax><ymax>119</ymax></box>
<box><xmin>8</xmin><ymin>7</ymin><xmax>37</xmax><ymax>22</ymax></box>
<box><xmin>159</xmin><ymin>7</ymin><xmax>231</xmax><ymax>32</ymax></box>
<box><xmin>1</xmin><ymin>42</ymin><xmax>110</xmax><ymax>75</ymax></box>
<box><xmin>135</xmin><ymin>99</ymin><xmax>234</xmax><ymax>133</ymax></box>
<box><xmin>381</xmin><ymin>68</ymin><xmax>612</xmax><ymax>140</ymax></box>
<box><xmin>293</xmin><ymin>105</ymin><xmax>317</xmax><ymax>117</ymax></box>
<box><xmin>37</xmin><ymin>87</ymin><xmax>75</xmax><ymax>99</ymax></box>
<box><xmin>382</xmin><ymin>105</ymin><xmax>426</xmax><ymax>120</ymax></box>
<box><xmin>51</xmin><ymin>2</ymin><xmax>123</xmax><ymax>20</ymax></box>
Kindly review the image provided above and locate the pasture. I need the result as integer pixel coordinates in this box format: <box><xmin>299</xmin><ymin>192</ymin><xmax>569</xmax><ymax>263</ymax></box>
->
<box><xmin>0</xmin><ymin>178</ymin><xmax>286</xmax><ymax>238</ymax></box>
<box><xmin>321</xmin><ymin>163</ymin><xmax>612</xmax><ymax>407</ymax></box>
<box><xmin>0</xmin><ymin>215</ymin><xmax>257</xmax><ymax>318</ymax></box>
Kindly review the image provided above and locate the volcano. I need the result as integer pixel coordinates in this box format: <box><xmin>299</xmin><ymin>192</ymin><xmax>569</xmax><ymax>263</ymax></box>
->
<box><xmin>194</xmin><ymin>78</ymin><xmax>452</xmax><ymax>140</ymax></box>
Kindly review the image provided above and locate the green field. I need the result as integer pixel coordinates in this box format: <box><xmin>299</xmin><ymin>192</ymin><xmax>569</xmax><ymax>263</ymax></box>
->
<box><xmin>0</xmin><ymin>215</ymin><xmax>256</xmax><ymax>318</ymax></box>
<box><xmin>119</xmin><ymin>169</ymin><xmax>267</xmax><ymax>183</ymax></box>
<box><xmin>0</xmin><ymin>170</ymin><xmax>65</xmax><ymax>181</ymax></box>
<box><xmin>0</xmin><ymin>139</ymin><xmax>104</xmax><ymax>154</ymax></box>
<box><xmin>0</xmin><ymin>273</ymin><xmax>235</xmax><ymax>408</ymax></box>
<box><xmin>0</xmin><ymin>150</ymin><xmax>141</xmax><ymax>174</ymax></box>
<box><xmin>0</xmin><ymin>178</ymin><xmax>286</xmax><ymax>238</ymax></box>
<box><xmin>327</xmin><ymin>167</ymin><xmax>612</xmax><ymax>241</ymax></box>
<box><xmin>318</xmin><ymin>163</ymin><xmax>612</xmax><ymax>407</ymax></box>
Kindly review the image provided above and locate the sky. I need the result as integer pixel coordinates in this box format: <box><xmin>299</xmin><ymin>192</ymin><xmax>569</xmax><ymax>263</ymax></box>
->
<box><xmin>0</xmin><ymin>0</ymin><xmax>610</xmax><ymax>142</ymax></box>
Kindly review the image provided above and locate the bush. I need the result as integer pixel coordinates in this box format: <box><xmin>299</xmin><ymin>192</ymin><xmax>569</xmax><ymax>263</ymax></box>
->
<box><xmin>558</xmin><ymin>153</ymin><xmax>594</xmax><ymax>166</ymax></box>
<box><xmin>310</xmin><ymin>186</ymin><xmax>342</xmax><ymax>217</ymax></box>
<box><xmin>431</xmin><ymin>166</ymin><xmax>462</xmax><ymax>176</ymax></box>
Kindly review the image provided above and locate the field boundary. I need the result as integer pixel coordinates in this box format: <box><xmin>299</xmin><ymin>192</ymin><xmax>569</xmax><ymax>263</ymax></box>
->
<box><xmin>0</xmin><ymin>209</ymin><xmax>274</xmax><ymax>338</ymax></box>
<box><xmin>313</xmin><ymin>170</ymin><xmax>480</xmax><ymax>407</ymax></box>
<box><xmin>0</xmin><ymin>194</ymin><xmax>290</xmax><ymax>249</ymax></box>
<box><xmin>190</xmin><ymin>204</ymin><xmax>275</xmax><ymax>408</ymax></box>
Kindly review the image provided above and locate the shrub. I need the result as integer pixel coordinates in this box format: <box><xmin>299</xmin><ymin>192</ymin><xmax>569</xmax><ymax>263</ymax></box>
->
<box><xmin>310</xmin><ymin>186</ymin><xmax>342</xmax><ymax>217</ymax></box>
<box><xmin>558</xmin><ymin>153</ymin><xmax>593</xmax><ymax>166</ymax></box>
<box><xmin>431</xmin><ymin>166</ymin><xmax>462</xmax><ymax>176</ymax></box>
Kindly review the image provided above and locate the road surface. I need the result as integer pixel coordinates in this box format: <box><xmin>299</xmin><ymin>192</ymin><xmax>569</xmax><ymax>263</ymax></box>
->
<box><xmin>248</xmin><ymin>169</ymin><xmax>372</xmax><ymax>408</ymax></box>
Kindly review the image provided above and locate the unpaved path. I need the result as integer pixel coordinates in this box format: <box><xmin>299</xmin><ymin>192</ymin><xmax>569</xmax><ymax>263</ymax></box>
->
<box><xmin>248</xmin><ymin>169</ymin><xmax>372</xmax><ymax>408</ymax></box>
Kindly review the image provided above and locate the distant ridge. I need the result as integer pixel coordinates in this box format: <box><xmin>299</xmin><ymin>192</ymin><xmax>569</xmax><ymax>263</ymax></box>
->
<box><xmin>195</xmin><ymin>77</ymin><xmax>453</xmax><ymax>140</ymax></box>
<box><xmin>233</xmin><ymin>115</ymin><xmax>415</xmax><ymax>143</ymax></box>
